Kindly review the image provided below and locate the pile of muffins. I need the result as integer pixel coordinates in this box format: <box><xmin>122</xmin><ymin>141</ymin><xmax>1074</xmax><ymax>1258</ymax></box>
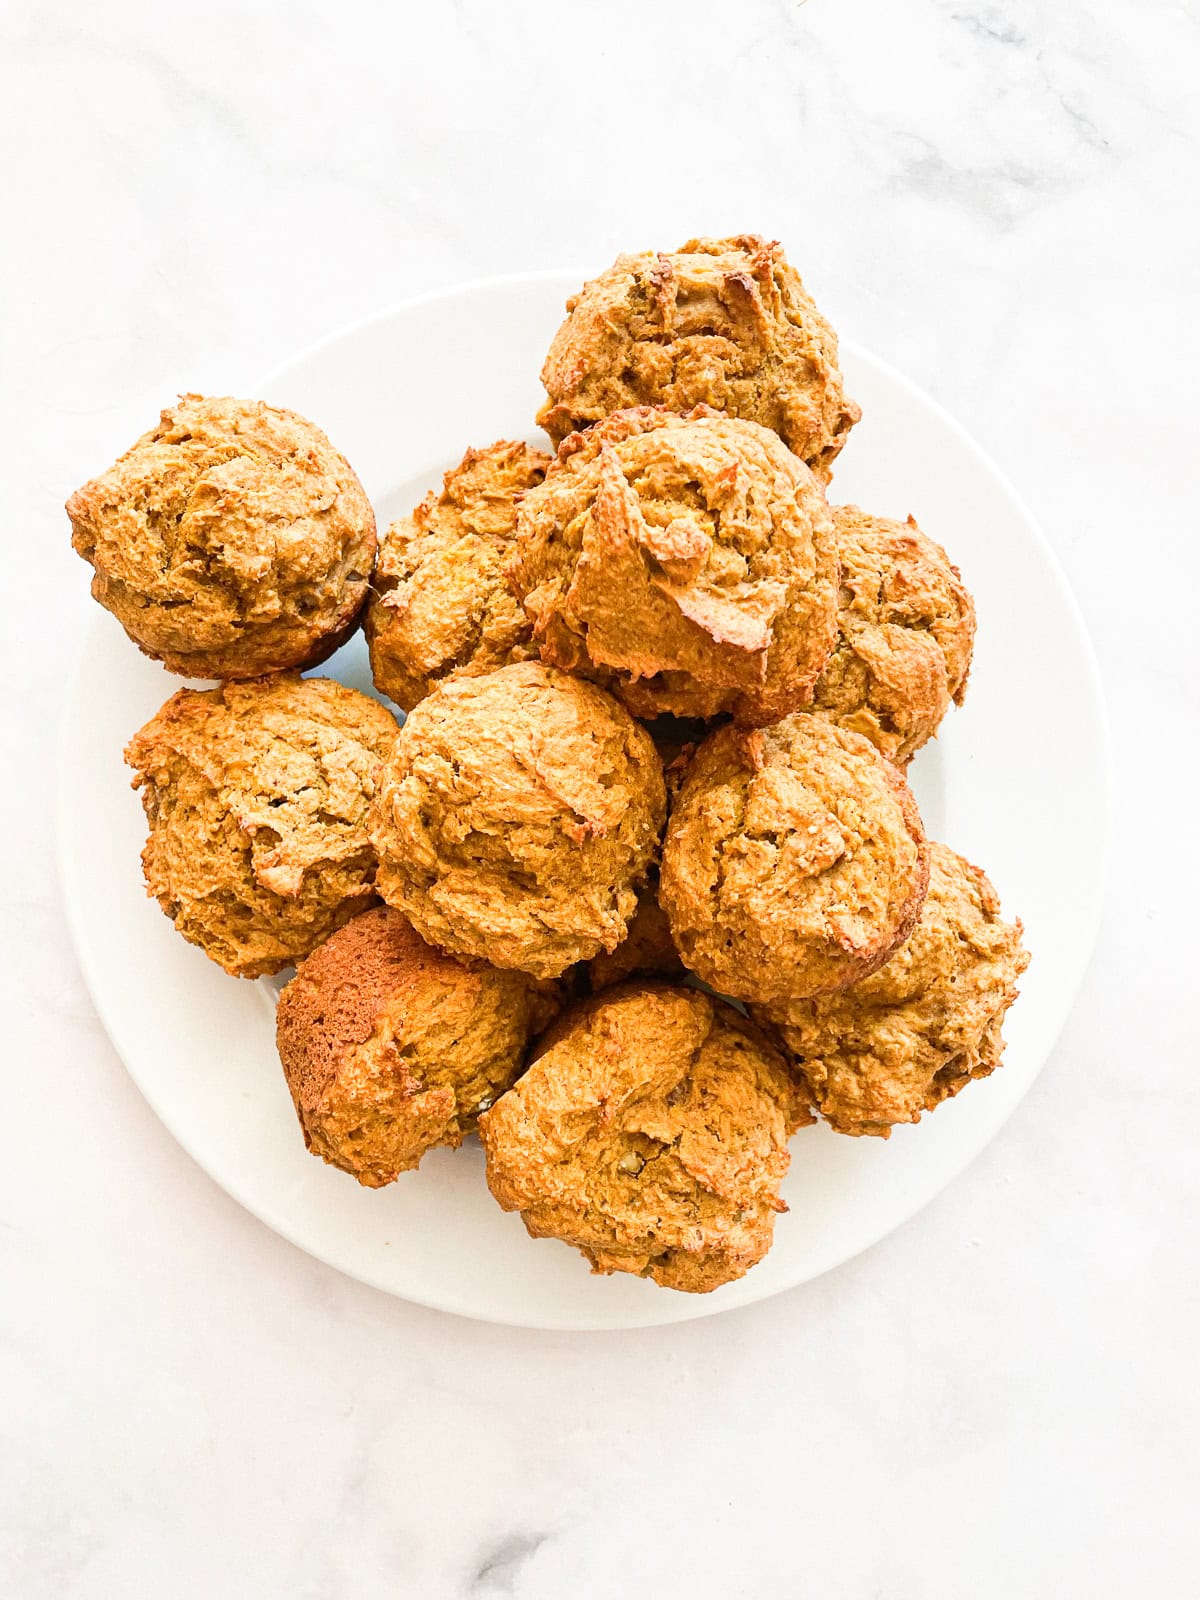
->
<box><xmin>69</xmin><ymin>235</ymin><xmax>1029</xmax><ymax>1295</ymax></box>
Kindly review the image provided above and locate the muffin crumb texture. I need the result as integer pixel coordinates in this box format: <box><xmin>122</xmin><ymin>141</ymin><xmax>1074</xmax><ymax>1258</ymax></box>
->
<box><xmin>584</xmin><ymin>879</ymin><xmax>684</xmax><ymax>992</ymax></box>
<box><xmin>367</xmin><ymin>439</ymin><xmax>550</xmax><ymax>711</ymax></box>
<box><xmin>125</xmin><ymin>674</ymin><xmax>398</xmax><ymax>978</ymax></box>
<box><xmin>68</xmin><ymin>394</ymin><xmax>376</xmax><ymax>678</ymax></box>
<box><xmin>537</xmin><ymin>235</ymin><xmax>859</xmax><ymax>480</ymax></box>
<box><xmin>479</xmin><ymin>982</ymin><xmax>811</xmax><ymax>1292</ymax></box>
<box><xmin>661</xmin><ymin>715</ymin><xmax>929</xmax><ymax>1004</ymax></box>
<box><xmin>277</xmin><ymin>907</ymin><xmax>553</xmax><ymax>1185</ymax></box>
<box><xmin>368</xmin><ymin>661</ymin><xmax>666</xmax><ymax>979</ymax></box>
<box><xmin>812</xmin><ymin>506</ymin><xmax>976</xmax><ymax>764</ymax></box>
<box><xmin>757</xmin><ymin>843</ymin><xmax>1029</xmax><ymax>1136</ymax></box>
<box><xmin>510</xmin><ymin>405</ymin><xmax>839</xmax><ymax>727</ymax></box>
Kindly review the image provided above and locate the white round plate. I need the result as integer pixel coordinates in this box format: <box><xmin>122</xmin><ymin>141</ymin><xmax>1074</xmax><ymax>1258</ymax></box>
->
<box><xmin>58</xmin><ymin>272</ymin><xmax>1109</xmax><ymax>1330</ymax></box>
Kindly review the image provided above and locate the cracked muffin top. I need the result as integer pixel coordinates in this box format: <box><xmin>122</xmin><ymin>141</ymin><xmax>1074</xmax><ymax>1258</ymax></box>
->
<box><xmin>755</xmin><ymin>843</ymin><xmax>1029</xmax><ymax>1136</ymax></box>
<box><xmin>660</xmin><ymin>715</ymin><xmax>929</xmax><ymax>1005</ymax></box>
<box><xmin>537</xmin><ymin>235</ymin><xmax>859</xmax><ymax>481</ymax></box>
<box><xmin>125</xmin><ymin>674</ymin><xmax>398</xmax><ymax>978</ymax></box>
<box><xmin>366</xmin><ymin>440</ymin><xmax>550</xmax><ymax>712</ymax></box>
<box><xmin>478</xmin><ymin>980</ymin><xmax>811</xmax><ymax>1293</ymax></box>
<box><xmin>68</xmin><ymin>394</ymin><xmax>376</xmax><ymax>679</ymax></box>
<box><xmin>367</xmin><ymin>661</ymin><xmax>666</xmax><ymax>981</ymax></box>
<box><xmin>509</xmin><ymin>406</ymin><xmax>839</xmax><ymax>727</ymax></box>
<box><xmin>811</xmin><ymin>506</ymin><xmax>976</xmax><ymax>764</ymax></box>
<box><xmin>276</xmin><ymin>907</ymin><xmax>557</xmax><ymax>1186</ymax></box>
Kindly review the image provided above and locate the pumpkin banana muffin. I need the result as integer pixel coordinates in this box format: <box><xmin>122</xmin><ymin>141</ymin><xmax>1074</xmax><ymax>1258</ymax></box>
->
<box><xmin>366</xmin><ymin>439</ymin><xmax>551</xmax><ymax>711</ymax></box>
<box><xmin>68</xmin><ymin>394</ymin><xmax>376</xmax><ymax>678</ymax></box>
<box><xmin>509</xmin><ymin>405</ymin><xmax>839</xmax><ymax>727</ymax></box>
<box><xmin>660</xmin><ymin>716</ymin><xmax>929</xmax><ymax>1005</ymax></box>
<box><xmin>276</xmin><ymin>908</ymin><xmax>557</xmax><ymax>1186</ymax></box>
<box><xmin>367</xmin><ymin>661</ymin><xmax>666</xmax><ymax>980</ymax></box>
<box><xmin>755</xmin><ymin>843</ymin><xmax>1029</xmax><ymax>1136</ymax></box>
<box><xmin>537</xmin><ymin>235</ymin><xmax>859</xmax><ymax>481</ymax></box>
<box><xmin>479</xmin><ymin>981</ymin><xmax>811</xmax><ymax>1292</ymax></box>
<box><xmin>811</xmin><ymin>506</ymin><xmax>976</xmax><ymax>764</ymax></box>
<box><xmin>125</xmin><ymin>675</ymin><xmax>398</xmax><ymax>978</ymax></box>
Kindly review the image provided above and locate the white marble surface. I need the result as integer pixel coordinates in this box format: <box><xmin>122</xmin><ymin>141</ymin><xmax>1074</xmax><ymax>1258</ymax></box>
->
<box><xmin>2</xmin><ymin>0</ymin><xmax>1198</xmax><ymax>1594</ymax></box>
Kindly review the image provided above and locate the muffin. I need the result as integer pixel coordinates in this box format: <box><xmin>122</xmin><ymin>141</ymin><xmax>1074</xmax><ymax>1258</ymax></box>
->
<box><xmin>811</xmin><ymin>507</ymin><xmax>976</xmax><ymax>764</ymax></box>
<box><xmin>660</xmin><ymin>716</ymin><xmax>929</xmax><ymax>1004</ymax></box>
<box><xmin>509</xmin><ymin>406</ymin><xmax>839</xmax><ymax>726</ymax></box>
<box><xmin>125</xmin><ymin>675</ymin><xmax>398</xmax><ymax>978</ymax></box>
<box><xmin>68</xmin><ymin>394</ymin><xmax>376</xmax><ymax>678</ymax></box>
<box><xmin>756</xmin><ymin>843</ymin><xmax>1029</xmax><ymax>1136</ymax></box>
<box><xmin>367</xmin><ymin>661</ymin><xmax>666</xmax><ymax>980</ymax></box>
<box><xmin>366</xmin><ymin>439</ymin><xmax>551</xmax><ymax>711</ymax></box>
<box><xmin>276</xmin><ymin>908</ymin><xmax>557</xmax><ymax>1186</ymax></box>
<box><xmin>537</xmin><ymin>235</ymin><xmax>859</xmax><ymax>481</ymax></box>
<box><xmin>479</xmin><ymin>981</ymin><xmax>811</xmax><ymax>1292</ymax></box>
<box><xmin>584</xmin><ymin>878</ymin><xmax>684</xmax><ymax>992</ymax></box>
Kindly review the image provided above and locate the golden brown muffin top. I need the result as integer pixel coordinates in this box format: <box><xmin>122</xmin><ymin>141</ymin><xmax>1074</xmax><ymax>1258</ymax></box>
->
<box><xmin>757</xmin><ymin>843</ymin><xmax>1029</xmax><ymax>1136</ymax></box>
<box><xmin>510</xmin><ymin>406</ymin><xmax>839</xmax><ymax>727</ymax></box>
<box><xmin>126</xmin><ymin>675</ymin><xmax>398</xmax><ymax>978</ymax></box>
<box><xmin>68</xmin><ymin>394</ymin><xmax>376</xmax><ymax>679</ymax></box>
<box><xmin>367</xmin><ymin>661</ymin><xmax>666</xmax><ymax>981</ymax></box>
<box><xmin>811</xmin><ymin>506</ymin><xmax>976</xmax><ymax>764</ymax></box>
<box><xmin>276</xmin><ymin>907</ymin><xmax>553</xmax><ymax>1185</ymax></box>
<box><xmin>537</xmin><ymin>235</ymin><xmax>859</xmax><ymax>481</ymax></box>
<box><xmin>366</xmin><ymin>440</ymin><xmax>550</xmax><ymax>712</ymax></box>
<box><xmin>479</xmin><ymin>981</ymin><xmax>811</xmax><ymax>1293</ymax></box>
<box><xmin>660</xmin><ymin>716</ymin><xmax>929</xmax><ymax>1005</ymax></box>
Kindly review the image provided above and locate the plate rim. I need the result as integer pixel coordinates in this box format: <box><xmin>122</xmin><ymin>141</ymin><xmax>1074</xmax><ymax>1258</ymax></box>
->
<box><xmin>56</xmin><ymin>269</ymin><xmax>1113</xmax><ymax>1330</ymax></box>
